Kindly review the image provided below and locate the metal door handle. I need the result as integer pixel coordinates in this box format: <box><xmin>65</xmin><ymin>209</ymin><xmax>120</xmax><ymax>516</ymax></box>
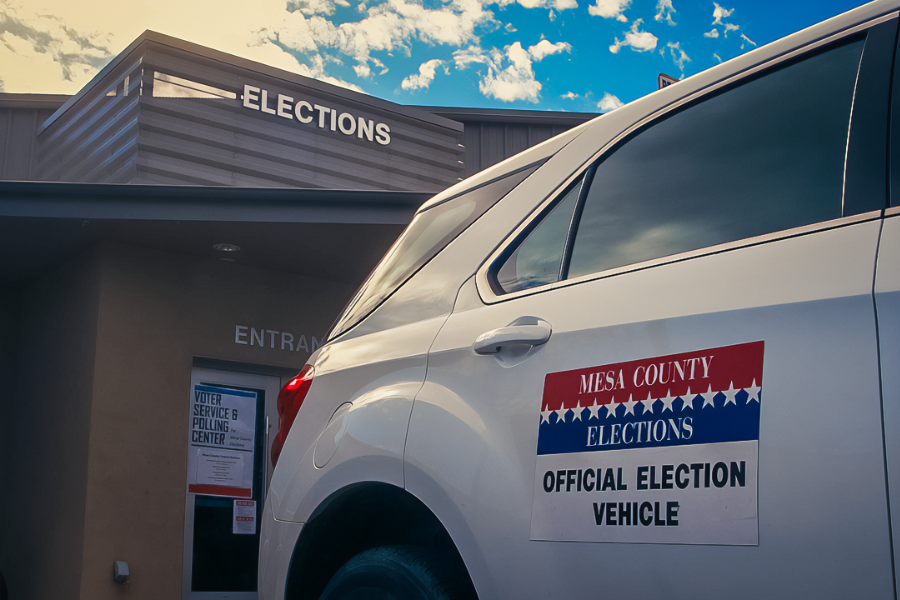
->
<box><xmin>473</xmin><ymin>318</ymin><xmax>552</xmax><ymax>354</ymax></box>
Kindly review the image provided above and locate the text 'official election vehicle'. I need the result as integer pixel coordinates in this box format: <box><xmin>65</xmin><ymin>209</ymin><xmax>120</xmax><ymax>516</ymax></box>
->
<box><xmin>258</xmin><ymin>2</ymin><xmax>900</xmax><ymax>598</ymax></box>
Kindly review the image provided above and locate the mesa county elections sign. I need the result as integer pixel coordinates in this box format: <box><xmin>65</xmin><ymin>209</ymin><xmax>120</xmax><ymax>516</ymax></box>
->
<box><xmin>531</xmin><ymin>341</ymin><xmax>763</xmax><ymax>545</ymax></box>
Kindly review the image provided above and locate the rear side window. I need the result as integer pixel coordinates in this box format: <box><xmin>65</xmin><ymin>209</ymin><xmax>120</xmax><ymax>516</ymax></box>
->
<box><xmin>493</xmin><ymin>37</ymin><xmax>865</xmax><ymax>294</ymax></box>
<box><xmin>329</xmin><ymin>163</ymin><xmax>540</xmax><ymax>339</ymax></box>
<box><xmin>568</xmin><ymin>38</ymin><xmax>863</xmax><ymax>279</ymax></box>
<box><xmin>495</xmin><ymin>177</ymin><xmax>583</xmax><ymax>293</ymax></box>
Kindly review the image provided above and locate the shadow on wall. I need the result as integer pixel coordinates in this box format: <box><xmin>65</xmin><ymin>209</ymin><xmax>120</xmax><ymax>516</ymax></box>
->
<box><xmin>0</xmin><ymin>285</ymin><xmax>15</xmax><ymax>600</ymax></box>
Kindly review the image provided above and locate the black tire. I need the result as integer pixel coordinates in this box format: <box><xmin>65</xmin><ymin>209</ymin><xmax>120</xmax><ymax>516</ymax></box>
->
<box><xmin>319</xmin><ymin>545</ymin><xmax>473</xmax><ymax>600</ymax></box>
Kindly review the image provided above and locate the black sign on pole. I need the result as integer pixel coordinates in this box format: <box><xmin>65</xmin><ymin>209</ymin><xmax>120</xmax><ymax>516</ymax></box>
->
<box><xmin>658</xmin><ymin>73</ymin><xmax>679</xmax><ymax>90</ymax></box>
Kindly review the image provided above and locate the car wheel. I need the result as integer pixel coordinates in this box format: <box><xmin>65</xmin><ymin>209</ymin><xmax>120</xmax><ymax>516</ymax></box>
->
<box><xmin>319</xmin><ymin>545</ymin><xmax>474</xmax><ymax>600</ymax></box>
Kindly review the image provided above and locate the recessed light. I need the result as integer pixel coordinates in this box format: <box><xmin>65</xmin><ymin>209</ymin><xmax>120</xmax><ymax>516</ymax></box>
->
<box><xmin>213</xmin><ymin>243</ymin><xmax>240</xmax><ymax>252</ymax></box>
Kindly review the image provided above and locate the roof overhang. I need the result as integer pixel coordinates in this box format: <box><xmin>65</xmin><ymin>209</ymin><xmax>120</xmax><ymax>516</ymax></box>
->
<box><xmin>0</xmin><ymin>182</ymin><xmax>430</xmax><ymax>285</ymax></box>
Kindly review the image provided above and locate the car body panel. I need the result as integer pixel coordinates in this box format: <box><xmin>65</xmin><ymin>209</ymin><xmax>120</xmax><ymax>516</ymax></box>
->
<box><xmin>258</xmin><ymin>507</ymin><xmax>303</xmax><ymax>600</ymax></box>
<box><xmin>876</xmin><ymin>209</ymin><xmax>900</xmax><ymax>586</ymax></box>
<box><xmin>406</xmin><ymin>218</ymin><xmax>891</xmax><ymax>598</ymax></box>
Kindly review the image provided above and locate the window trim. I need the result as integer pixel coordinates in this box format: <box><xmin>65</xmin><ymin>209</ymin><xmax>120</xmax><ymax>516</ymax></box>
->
<box><xmin>479</xmin><ymin>210</ymin><xmax>883</xmax><ymax>303</ymax></box>
<box><xmin>476</xmin><ymin>12</ymin><xmax>897</xmax><ymax>306</ymax></box>
<box><xmin>327</xmin><ymin>160</ymin><xmax>543</xmax><ymax>341</ymax></box>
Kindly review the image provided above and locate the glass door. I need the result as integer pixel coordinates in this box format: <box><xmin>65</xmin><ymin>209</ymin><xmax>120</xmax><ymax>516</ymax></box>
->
<box><xmin>182</xmin><ymin>368</ymin><xmax>281</xmax><ymax>600</ymax></box>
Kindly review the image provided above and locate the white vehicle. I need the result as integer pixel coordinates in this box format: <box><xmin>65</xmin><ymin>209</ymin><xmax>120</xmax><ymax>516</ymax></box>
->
<box><xmin>260</xmin><ymin>1</ymin><xmax>900</xmax><ymax>598</ymax></box>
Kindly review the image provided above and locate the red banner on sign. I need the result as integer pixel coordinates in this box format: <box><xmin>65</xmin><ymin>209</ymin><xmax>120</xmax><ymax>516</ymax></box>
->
<box><xmin>542</xmin><ymin>341</ymin><xmax>764</xmax><ymax>413</ymax></box>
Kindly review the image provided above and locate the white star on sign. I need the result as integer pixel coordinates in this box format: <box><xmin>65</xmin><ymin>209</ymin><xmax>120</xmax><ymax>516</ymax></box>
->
<box><xmin>722</xmin><ymin>381</ymin><xmax>739</xmax><ymax>406</ymax></box>
<box><xmin>700</xmin><ymin>384</ymin><xmax>717</xmax><ymax>409</ymax></box>
<box><xmin>621</xmin><ymin>394</ymin><xmax>637</xmax><ymax>416</ymax></box>
<box><xmin>572</xmin><ymin>401</ymin><xmax>584</xmax><ymax>421</ymax></box>
<box><xmin>588</xmin><ymin>399</ymin><xmax>601</xmax><ymax>420</ymax></box>
<box><xmin>659</xmin><ymin>389</ymin><xmax>677</xmax><ymax>413</ymax></box>
<box><xmin>745</xmin><ymin>379</ymin><xmax>761</xmax><ymax>403</ymax></box>
<box><xmin>540</xmin><ymin>404</ymin><xmax>553</xmax><ymax>424</ymax></box>
<box><xmin>605</xmin><ymin>397</ymin><xmax>619</xmax><ymax>419</ymax></box>
<box><xmin>640</xmin><ymin>391</ymin><xmax>656</xmax><ymax>416</ymax></box>
<box><xmin>555</xmin><ymin>406</ymin><xmax>570</xmax><ymax>424</ymax></box>
<box><xmin>681</xmin><ymin>387</ymin><xmax>694</xmax><ymax>411</ymax></box>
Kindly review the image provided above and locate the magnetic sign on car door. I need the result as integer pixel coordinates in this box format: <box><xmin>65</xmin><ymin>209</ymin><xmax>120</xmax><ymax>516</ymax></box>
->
<box><xmin>531</xmin><ymin>341</ymin><xmax>763</xmax><ymax>545</ymax></box>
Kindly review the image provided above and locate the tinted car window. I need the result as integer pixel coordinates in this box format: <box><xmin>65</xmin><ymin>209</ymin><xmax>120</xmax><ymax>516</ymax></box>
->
<box><xmin>329</xmin><ymin>163</ymin><xmax>540</xmax><ymax>339</ymax></box>
<box><xmin>495</xmin><ymin>177</ymin><xmax>583</xmax><ymax>294</ymax></box>
<box><xmin>567</xmin><ymin>38</ymin><xmax>864</xmax><ymax>279</ymax></box>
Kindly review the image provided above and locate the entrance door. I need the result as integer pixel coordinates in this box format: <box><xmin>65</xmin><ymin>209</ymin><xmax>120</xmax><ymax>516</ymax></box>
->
<box><xmin>182</xmin><ymin>368</ymin><xmax>282</xmax><ymax>600</ymax></box>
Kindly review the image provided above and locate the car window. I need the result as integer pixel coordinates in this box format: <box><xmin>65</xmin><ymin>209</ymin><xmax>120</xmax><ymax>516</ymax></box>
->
<box><xmin>328</xmin><ymin>163</ymin><xmax>540</xmax><ymax>339</ymax></box>
<box><xmin>494</xmin><ymin>177</ymin><xmax>583</xmax><ymax>294</ymax></box>
<box><xmin>490</xmin><ymin>37</ymin><xmax>865</xmax><ymax>295</ymax></box>
<box><xmin>567</xmin><ymin>38</ymin><xmax>864</xmax><ymax>279</ymax></box>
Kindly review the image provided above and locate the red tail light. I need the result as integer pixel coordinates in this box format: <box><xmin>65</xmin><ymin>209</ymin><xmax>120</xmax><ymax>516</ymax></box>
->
<box><xmin>271</xmin><ymin>364</ymin><xmax>315</xmax><ymax>468</ymax></box>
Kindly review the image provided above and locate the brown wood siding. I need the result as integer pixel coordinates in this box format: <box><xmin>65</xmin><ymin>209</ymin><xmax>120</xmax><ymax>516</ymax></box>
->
<box><xmin>0</xmin><ymin>107</ymin><xmax>58</xmax><ymax>180</ymax></box>
<box><xmin>33</xmin><ymin>37</ymin><xmax>465</xmax><ymax>191</ymax></box>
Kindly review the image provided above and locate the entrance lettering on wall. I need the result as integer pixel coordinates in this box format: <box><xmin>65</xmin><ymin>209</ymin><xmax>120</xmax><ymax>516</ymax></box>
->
<box><xmin>234</xmin><ymin>325</ymin><xmax>321</xmax><ymax>353</ymax></box>
<box><xmin>242</xmin><ymin>85</ymin><xmax>391</xmax><ymax>145</ymax></box>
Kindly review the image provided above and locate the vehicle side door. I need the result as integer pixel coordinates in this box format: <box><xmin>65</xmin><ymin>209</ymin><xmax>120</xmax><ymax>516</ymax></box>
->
<box><xmin>405</xmin><ymin>16</ymin><xmax>896</xmax><ymax>600</ymax></box>
<box><xmin>876</xmin><ymin>26</ymin><xmax>900</xmax><ymax>591</ymax></box>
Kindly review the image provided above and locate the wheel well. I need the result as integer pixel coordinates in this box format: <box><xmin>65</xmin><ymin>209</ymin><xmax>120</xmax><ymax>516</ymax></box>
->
<box><xmin>283</xmin><ymin>482</ymin><xmax>477</xmax><ymax>600</ymax></box>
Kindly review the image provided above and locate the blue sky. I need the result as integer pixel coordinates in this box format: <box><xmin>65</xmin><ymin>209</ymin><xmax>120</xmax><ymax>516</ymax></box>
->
<box><xmin>0</xmin><ymin>0</ymin><xmax>875</xmax><ymax>112</ymax></box>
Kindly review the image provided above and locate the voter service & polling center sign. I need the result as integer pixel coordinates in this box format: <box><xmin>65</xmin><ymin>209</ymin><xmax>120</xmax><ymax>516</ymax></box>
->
<box><xmin>187</xmin><ymin>384</ymin><xmax>258</xmax><ymax>498</ymax></box>
<box><xmin>531</xmin><ymin>341</ymin><xmax>763</xmax><ymax>545</ymax></box>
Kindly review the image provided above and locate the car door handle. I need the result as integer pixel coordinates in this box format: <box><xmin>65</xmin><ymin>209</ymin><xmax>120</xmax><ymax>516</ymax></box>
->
<box><xmin>473</xmin><ymin>318</ymin><xmax>552</xmax><ymax>354</ymax></box>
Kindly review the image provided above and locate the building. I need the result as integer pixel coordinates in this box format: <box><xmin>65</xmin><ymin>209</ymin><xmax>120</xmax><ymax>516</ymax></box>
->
<box><xmin>0</xmin><ymin>30</ymin><xmax>596</xmax><ymax>600</ymax></box>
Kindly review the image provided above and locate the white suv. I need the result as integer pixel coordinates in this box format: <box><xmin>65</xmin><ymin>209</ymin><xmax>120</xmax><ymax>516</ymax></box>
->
<box><xmin>260</xmin><ymin>2</ymin><xmax>900</xmax><ymax>598</ymax></box>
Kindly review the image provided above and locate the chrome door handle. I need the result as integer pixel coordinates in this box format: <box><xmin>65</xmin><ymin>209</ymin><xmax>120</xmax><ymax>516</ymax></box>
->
<box><xmin>473</xmin><ymin>318</ymin><xmax>552</xmax><ymax>354</ymax></box>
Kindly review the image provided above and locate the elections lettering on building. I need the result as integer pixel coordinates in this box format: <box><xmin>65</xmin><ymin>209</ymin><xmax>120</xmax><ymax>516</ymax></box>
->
<box><xmin>242</xmin><ymin>84</ymin><xmax>391</xmax><ymax>145</ymax></box>
<box><xmin>531</xmin><ymin>341</ymin><xmax>763</xmax><ymax>545</ymax></box>
<box><xmin>187</xmin><ymin>384</ymin><xmax>258</xmax><ymax>498</ymax></box>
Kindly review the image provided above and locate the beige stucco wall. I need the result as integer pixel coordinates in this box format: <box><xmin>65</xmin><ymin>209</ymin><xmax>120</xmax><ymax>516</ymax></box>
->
<box><xmin>1</xmin><ymin>241</ymin><xmax>359</xmax><ymax>600</ymax></box>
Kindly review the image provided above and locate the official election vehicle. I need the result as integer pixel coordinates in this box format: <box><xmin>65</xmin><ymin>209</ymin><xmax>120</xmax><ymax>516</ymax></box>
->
<box><xmin>259</xmin><ymin>1</ymin><xmax>900</xmax><ymax>598</ymax></box>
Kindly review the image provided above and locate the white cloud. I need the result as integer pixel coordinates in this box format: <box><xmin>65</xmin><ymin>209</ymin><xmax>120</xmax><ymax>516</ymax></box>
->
<box><xmin>705</xmin><ymin>3</ymin><xmax>742</xmax><ymax>43</ymax></box>
<box><xmin>401</xmin><ymin>58</ymin><xmax>443</xmax><ymax>90</ymax></box>
<box><xmin>529</xmin><ymin>38</ymin><xmax>570</xmax><ymax>61</ymax></box>
<box><xmin>597</xmin><ymin>92</ymin><xmax>623</xmax><ymax>112</ymax></box>
<box><xmin>482</xmin><ymin>43</ymin><xmax>542</xmax><ymax>102</ymax></box>
<box><xmin>609</xmin><ymin>19</ymin><xmax>657</xmax><ymax>54</ymax></box>
<box><xmin>287</xmin><ymin>0</ymin><xmax>340</xmax><ymax>17</ymax></box>
<box><xmin>494</xmin><ymin>0</ymin><xmax>578</xmax><ymax>13</ymax></box>
<box><xmin>453</xmin><ymin>39</ymin><xmax>570</xmax><ymax>102</ymax></box>
<box><xmin>258</xmin><ymin>0</ymin><xmax>497</xmax><ymax>81</ymax></box>
<box><xmin>664</xmin><ymin>41</ymin><xmax>689</xmax><ymax>74</ymax></box>
<box><xmin>588</xmin><ymin>0</ymin><xmax>629</xmax><ymax>22</ymax></box>
<box><xmin>294</xmin><ymin>52</ymin><xmax>364</xmax><ymax>91</ymax></box>
<box><xmin>0</xmin><ymin>0</ymin><xmax>581</xmax><ymax>95</ymax></box>
<box><xmin>654</xmin><ymin>0</ymin><xmax>676</xmax><ymax>26</ymax></box>
<box><xmin>0</xmin><ymin>0</ymin><xmax>351</xmax><ymax>93</ymax></box>
<box><xmin>0</xmin><ymin>1</ymin><xmax>113</xmax><ymax>93</ymax></box>
<box><xmin>561</xmin><ymin>91</ymin><xmax>578</xmax><ymax>99</ymax></box>
<box><xmin>740</xmin><ymin>33</ymin><xmax>756</xmax><ymax>49</ymax></box>
<box><xmin>711</xmin><ymin>3</ymin><xmax>734</xmax><ymax>26</ymax></box>
<box><xmin>713</xmin><ymin>52</ymin><xmax>722</xmax><ymax>62</ymax></box>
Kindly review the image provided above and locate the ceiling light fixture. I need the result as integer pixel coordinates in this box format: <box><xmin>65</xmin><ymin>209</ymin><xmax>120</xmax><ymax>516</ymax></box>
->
<box><xmin>213</xmin><ymin>243</ymin><xmax>241</xmax><ymax>252</ymax></box>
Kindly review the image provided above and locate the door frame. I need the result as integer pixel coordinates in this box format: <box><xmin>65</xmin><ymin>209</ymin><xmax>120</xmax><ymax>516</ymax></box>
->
<box><xmin>181</xmin><ymin>363</ymin><xmax>291</xmax><ymax>600</ymax></box>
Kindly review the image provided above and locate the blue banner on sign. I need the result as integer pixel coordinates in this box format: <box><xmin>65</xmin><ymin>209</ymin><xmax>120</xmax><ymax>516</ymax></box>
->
<box><xmin>536</xmin><ymin>387</ymin><xmax>761</xmax><ymax>455</ymax></box>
